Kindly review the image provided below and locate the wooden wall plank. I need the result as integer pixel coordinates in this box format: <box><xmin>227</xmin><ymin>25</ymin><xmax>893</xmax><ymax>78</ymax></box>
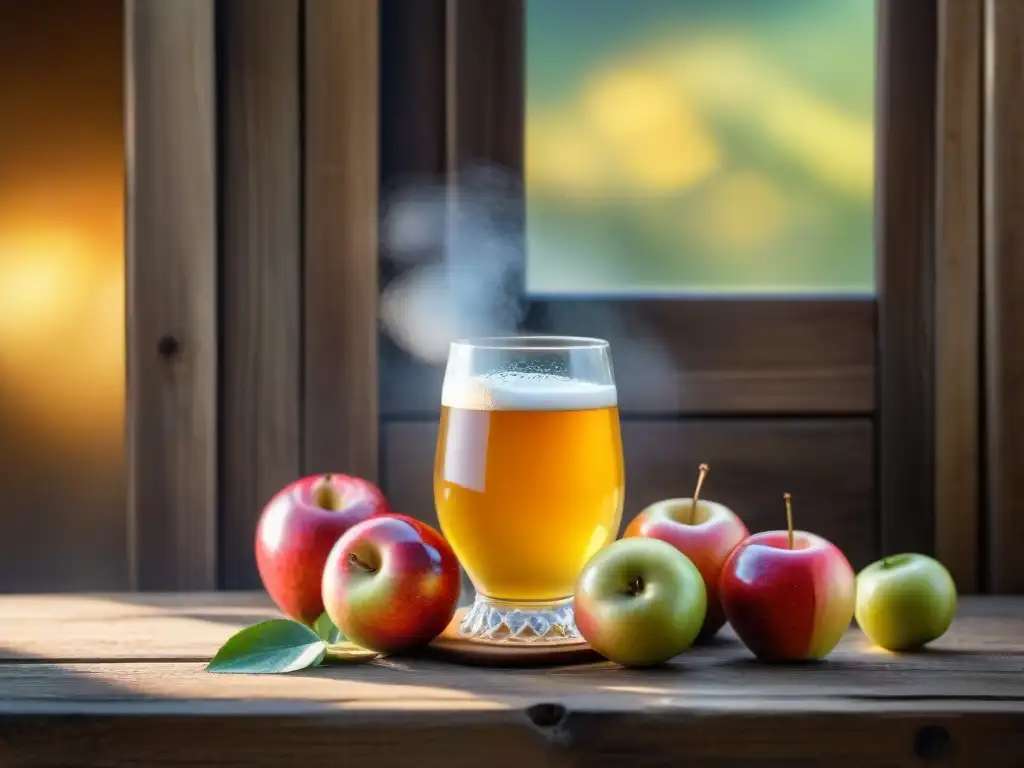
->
<box><xmin>380</xmin><ymin>0</ymin><xmax>447</xmax><ymax>186</ymax></box>
<box><xmin>876</xmin><ymin>0</ymin><xmax>938</xmax><ymax>558</ymax></box>
<box><xmin>984</xmin><ymin>0</ymin><xmax>1024</xmax><ymax>592</ymax></box>
<box><xmin>446</xmin><ymin>0</ymin><xmax>523</xmax><ymax>174</ymax></box>
<box><xmin>303</xmin><ymin>0</ymin><xmax>380</xmax><ymax>481</ymax></box>
<box><xmin>935</xmin><ymin>0</ymin><xmax>982</xmax><ymax>592</ymax></box>
<box><xmin>385</xmin><ymin>419</ymin><xmax>877</xmax><ymax>571</ymax></box>
<box><xmin>220</xmin><ymin>0</ymin><xmax>302</xmax><ymax>589</ymax></box>
<box><xmin>125</xmin><ymin>0</ymin><xmax>217</xmax><ymax>590</ymax></box>
<box><xmin>382</xmin><ymin>300</ymin><xmax>875</xmax><ymax>418</ymax></box>
<box><xmin>1</xmin><ymin>704</ymin><xmax>1023</xmax><ymax>767</ymax></box>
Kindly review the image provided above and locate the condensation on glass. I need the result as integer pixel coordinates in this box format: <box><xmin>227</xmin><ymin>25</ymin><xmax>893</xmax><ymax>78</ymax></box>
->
<box><xmin>525</xmin><ymin>0</ymin><xmax>875</xmax><ymax>295</ymax></box>
<box><xmin>0</xmin><ymin>0</ymin><xmax>126</xmax><ymax>589</ymax></box>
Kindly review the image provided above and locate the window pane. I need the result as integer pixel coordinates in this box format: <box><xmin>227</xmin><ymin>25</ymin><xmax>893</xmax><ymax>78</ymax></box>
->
<box><xmin>525</xmin><ymin>0</ymin><xmax>875</xmax><ymax>295</ymax></box>
<box><xmin>0</xmin><ymin>0</ymin><xmax>126</xmax><ymax>589</ymax></box>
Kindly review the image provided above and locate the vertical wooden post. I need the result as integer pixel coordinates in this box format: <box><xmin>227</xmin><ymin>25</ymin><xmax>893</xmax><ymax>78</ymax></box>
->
<box><xmin>303</xmin><ymin>0</ymin><xmax>380</xmax><ymax>481</ymax></box>
<box><xmin>984</xmin><ymin>0</ymin><xmax>1024</xmax><ymax>593</ymax></box>
<box><xmin>445</xmin><ymin>0</ymin><xmax>523</xmax><ymax>175</ymax></box>
<box><xmin>876</xmin><ymin>0</ymin><xmax>939</xmax><ymax>558</ymax></box>
<box><xmin>934</xmin><ymin>0</ymin><xmax>982</xmax><ymax>592</ymax></box>
<box><xmin>125</xmin><ymin>0</ymin><xmax>217</xmax><ymax>589</ymax></box>
<box><xmin>220</xmin><ymin>0</ymin><xmax>303</xmax><ymax>588</ymax></box>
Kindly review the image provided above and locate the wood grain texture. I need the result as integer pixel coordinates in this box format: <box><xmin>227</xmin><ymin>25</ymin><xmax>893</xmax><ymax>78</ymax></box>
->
<box><xmin>538</xmin><ymin>300</ymin><xmax>874</xmax><ymax>416</ymax></box>
<box><xmin>220</xmin><ymin>0</ymin><xmax>302</xmax><ymax>590</ymax></box>
<box><xmin>0</xmin><ymin>592</ymin><xmax>1017</xmax><ymax>670</ymax></box>
<box><xmin>935</xmin><ymin>0</ymin><xmax>982</xmax><ymax>593</ymax></box>
<box><xmin>303</xmin><ymin>0</ymin><xmax>380</xmax><ymax>481</ymax></box>
<box><xmin>384</xmin><ymin>419</ymin><xmax>877</xmax><ymax>570</ymax></box>
<box><xmin>0</xmin><ymin>596</ymin><xmax>1020</xmax><ymax>765</ymax></box>
<box><xmin>0</xmin><ymin>648</ymin><xmax>1022</xmax><ymax>704</ymax></box>
<box><xmin>876</xmin><ymin>0</ymin><xmax>938</xmax><ymax>558</ymax></box>
<box><xmin>125</xmin><ymin>0</ymin><xmax>217</xmax><ymax>590</ymax></box>
<box><xmin>0</xmin><ymin>592</ymin><xmax>275</xmax><ymax>620</ymax></box>
<box><xmin>0</xmin><ymin>707</ymin><xmax>1020</xmax><ymax>768</ymax></box>
<box><xmin>446</xmin><ymin>0</ymin><xmax>523</xmax><ymax>174</ymax></box>
<box><xmin>984</xmin><ymin>0</ymin><xmax>1024</xmax><ymax>593</ymax></box>
<box><xmin>380</xmin><ymin>0</ymin><xmax>446</xmax><ymax>187</ymax></box>
<box><xmin>0</xmin><ymin>595</ymin><xmax>1020</xmax><ymax>665</ymax></box>
<box><xmin>0</xmin><ymin>595</ymin><xmax>1020</xmax><ymax>765</ymax></box>
<box><xmin>382</xmin><ymin>299</ymin><xmax>875</xmax><ymax>417</ymax></box>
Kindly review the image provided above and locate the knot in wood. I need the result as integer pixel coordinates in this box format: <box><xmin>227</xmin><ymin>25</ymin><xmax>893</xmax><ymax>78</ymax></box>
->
<box><xmin>157</xmin><ymin>335</ymin><xmax>181</xmax><ymax>359</ymax></box>
<box><xmin>525</xmin><ymin>702</ymin><xmax>567</xmax><ymax>728</ymax></box>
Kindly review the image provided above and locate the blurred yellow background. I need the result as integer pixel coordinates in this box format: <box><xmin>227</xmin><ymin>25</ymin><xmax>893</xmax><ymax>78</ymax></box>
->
<box><xmin>0</xmin><ymin>0</ymin><xmax>123</xmax><ymax>446</ymax></box>
<box><xmin>0</xmin><ymin>0</ymin><xmax>125</xmax><ymax>589</ymax></box>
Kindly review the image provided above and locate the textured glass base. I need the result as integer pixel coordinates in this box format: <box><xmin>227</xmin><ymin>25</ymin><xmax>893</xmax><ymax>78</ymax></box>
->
<box><xmin>458</xmin><ymin>595</ymin><xmax>581</xmax><ymax>644</ymax></box>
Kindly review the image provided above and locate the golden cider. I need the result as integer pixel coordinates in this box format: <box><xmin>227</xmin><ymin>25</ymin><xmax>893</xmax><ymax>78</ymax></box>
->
<box><xmin>434</xmin><ymin>391</ymin><xmax>624</xmax><ymax>602</ymax></box>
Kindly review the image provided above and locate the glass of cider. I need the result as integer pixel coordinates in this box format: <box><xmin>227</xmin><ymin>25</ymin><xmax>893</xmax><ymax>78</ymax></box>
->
<box><xmin>434</xmin><ymin>336</ymin><xmax>624</xmax><ymax>643</ymax></box>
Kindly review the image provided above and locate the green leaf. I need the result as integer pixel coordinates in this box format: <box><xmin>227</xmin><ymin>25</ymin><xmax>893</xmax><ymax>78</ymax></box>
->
<box><xmin>207</xmin><ymin>620</ymin><xmax>326</xmax><ymax>674</ymax></box>
<box><xmin>313</xmin><ymin>612</ymin><xmax>344</xmax><ymax>644</ymax></box>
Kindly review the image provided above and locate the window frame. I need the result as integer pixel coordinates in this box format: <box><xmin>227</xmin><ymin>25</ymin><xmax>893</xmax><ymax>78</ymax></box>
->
<box><xmin>983</xmin><ymin>0</ymin><xmax>1024</xmax><ymax>592</ymax></box>
<box><xmin>382</xmin><ymin>0</ymin><xmax>876</xmax><ymax>421</ymax></box>
<box><xmin>379</xmin><ymin>0</ymin><xmax>942</xmax><ymax>563</ymax></box>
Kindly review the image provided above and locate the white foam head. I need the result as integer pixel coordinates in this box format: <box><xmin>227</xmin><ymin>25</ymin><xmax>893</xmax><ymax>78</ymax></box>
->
<box><xmin>441</xmin><ymin>371</ymin><xmax>617</xmax><ymax>411</ymax></box>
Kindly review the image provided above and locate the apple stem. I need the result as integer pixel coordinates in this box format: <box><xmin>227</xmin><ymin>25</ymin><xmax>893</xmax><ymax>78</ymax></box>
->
<box><xmin>313</xmin><ymin>474</ymin><xmax>342</xmax><ymax>511</ymax></box>
<box><xmin>784</xmin><ymin>493</ymin><xmax>794</xmax><ymax>550</ymax></box>
<box><xmin>348</xmin><ymin>552</ymin><xmax>376</xmax><ymax>574</ymax></box>
<box><xmin>626</xmin><ymin>575</ymin><xmax>645</xmax><ymax>597</ymax></box>
<box><xmin>690</xmin><ymin>463</ymin><xmax>710</xmax><ymax>524</ymax></box>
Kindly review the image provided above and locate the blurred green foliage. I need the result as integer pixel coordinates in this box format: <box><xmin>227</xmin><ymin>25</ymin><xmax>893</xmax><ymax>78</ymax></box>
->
<box><xmin>525</xmin><ymin>0</ymin><xmax>875</xmax><ymax>295</ymax></box>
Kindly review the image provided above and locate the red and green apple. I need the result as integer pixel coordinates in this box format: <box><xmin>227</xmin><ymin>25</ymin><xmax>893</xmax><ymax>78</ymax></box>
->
<box><xmin>321</xmin><ymin>514</ymin><xmax>460</xmax><ymax>654</ymax></box>
<box><xmin>720</xmin><ymin>494</ymin><xmax>855</xmax><ymax>662</ymax></box>
<box><xmin>255</xmin><ymin>473</ymin><xmax>388</xmax><ymax>625</ymax></box>
<box><xmin>574</xmin><ymin>537</ymin><xmax>707</xmax><ymax>667</ymax></box>
<box><xmin>624</xmin><ymin>464</ymin><xmax>748</xmax><ymax>641</ymax></box>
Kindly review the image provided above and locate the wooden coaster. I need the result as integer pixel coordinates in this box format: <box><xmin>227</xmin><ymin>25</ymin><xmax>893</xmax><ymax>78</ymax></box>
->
<box><xmin>422</xmin><ymin>607</ymin><xmax>601</xmax><ymax>667</ymax></box>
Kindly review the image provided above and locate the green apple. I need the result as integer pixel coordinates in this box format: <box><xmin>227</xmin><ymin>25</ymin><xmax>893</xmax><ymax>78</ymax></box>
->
<box><xmin>574</xmin><ymin>537</ymin><xmax>707</xmax><ymax>667</ymax></box>
<box><xmin>855</xmin><ymin>553</ymin><xmax>957</xmax><ymax>651</ymax></box>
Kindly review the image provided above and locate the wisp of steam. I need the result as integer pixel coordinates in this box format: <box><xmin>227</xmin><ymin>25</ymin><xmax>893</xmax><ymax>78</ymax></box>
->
<box><xmin>380</xmin><ymin>165</ymin><xmax>528</xmax><ymax>364</ymax></box>
<box><xmin>379</xmin><ymin>163</ymin><xmax>675</xmax><ymax>413</ymax></box>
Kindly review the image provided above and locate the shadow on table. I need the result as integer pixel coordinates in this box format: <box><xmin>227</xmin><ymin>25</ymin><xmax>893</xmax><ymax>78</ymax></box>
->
<box><xmin>2</xmin><ymin>593</ymin><xmax>1019</xmax><ymax>719</ymax></box>
<box><xmin>0</xmin><ymin>648</ymin><xmax>141</xmax><ymax>700</ymax></box>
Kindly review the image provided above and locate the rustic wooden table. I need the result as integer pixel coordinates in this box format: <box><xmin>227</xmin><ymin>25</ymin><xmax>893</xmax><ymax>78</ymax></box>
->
<box><xmin>0</xmin><ymin>594</ymin><xmax>1021</xmax><ymax>767</ymax></box>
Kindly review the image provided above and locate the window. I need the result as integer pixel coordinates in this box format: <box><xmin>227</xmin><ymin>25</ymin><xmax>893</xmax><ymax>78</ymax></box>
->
<box><xmin>525</xmin><ymin>0</ymin><xmax>875</xmax><ymax>296</ymax></box>
<box><xmin>378</xmin><ymin>0</ymin><xmax>900</xmax><ymax>574</ymax></box>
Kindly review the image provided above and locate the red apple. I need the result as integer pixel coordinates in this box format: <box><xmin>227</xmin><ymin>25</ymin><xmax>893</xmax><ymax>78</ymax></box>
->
<box><xmin>719</xmin><ymin>494</ymin><xmax>855</xmax><ymax>662</ymax></box>
<box><xmin>624</xmin><ymin>464</ymin><xmax>748</xmax><ymax>641</ymax></box>
<box><xmin>321</xmin><ymin>514</ymin><xmax>460</xmax><ymax>654</ymax></box>
<box><xmin>255</xmin><ymin>473</ymin><xmax>388</xmax><ymax>625</ymax></box>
